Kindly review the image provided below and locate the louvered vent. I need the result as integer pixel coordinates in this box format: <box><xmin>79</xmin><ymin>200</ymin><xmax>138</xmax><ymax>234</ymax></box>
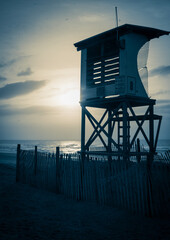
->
<box><xmin>86</xmin><ymin>41</ymin><xmax>119</xmax><ymax>87</ymax></box>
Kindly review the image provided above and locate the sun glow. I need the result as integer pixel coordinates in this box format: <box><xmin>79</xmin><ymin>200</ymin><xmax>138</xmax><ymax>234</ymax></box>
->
<box><xmin>59</xmin><ymin>89</ymin><xmax>80</xmax><ymax>106</ymax></box>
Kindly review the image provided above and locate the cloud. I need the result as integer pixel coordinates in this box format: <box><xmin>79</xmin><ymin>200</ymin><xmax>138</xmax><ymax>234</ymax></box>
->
<box><xmin>0</xmin><ymin>105</ymin><xmax>55</xmax><ymax>115</ymax></box>
<box><xmin>0</xmin><ymin>104</ymin><xmax>12</xmax><ymax>115</ymax></box>
<box><xmin>151</xmin><ymin>90</ymin><xmax>170</xmax><ymax>97</ymax></box>
<box><xmin>0</xmin><ymin>104</ymin><xmax>79</xmax><ymax>116</ymax></box>
<box><xmin>0</xmin><ymin>56</ymin><xmax>31</xmax><ymax>69</ymax></box>
<box><xmin>156</xmin><ymin>105</ymin><xmax>170</xmax><ymax>116</ymax></box>
<box><xmin>149</xmin><ymin>65</ymin><xmax>170</xmax><ymax>77</ymax></box>
<box><xmin>156</xmin><ymin>99</ymin><xmax>170</xmax><ymax>105</ymax></box>
<box><xmin>17</xmin><ymin>67</ymin><xmax>33</xmax><ymax>76</ymax></box>
<box><xmin>155</xmin><ymin>99</ymin><xmax>170</xmax><ymax>115</ymax></box>
<box><xmin>0</xmin><ymin>76</ymin><xmax>7</xmax><ymax>81</ymax></box>
<box><xmin>0</xmin><ymin>80</ymin><xmax>47</xmax><ymax>99</ymax></box>
<box><xmin>0</xmin><ymin>59</ymin><xmax>17</xmax><ymax>68</ymax></box>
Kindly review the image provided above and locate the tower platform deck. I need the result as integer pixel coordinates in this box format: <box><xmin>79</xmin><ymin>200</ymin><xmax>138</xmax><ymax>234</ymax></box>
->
<box><xmin>80</xmin><ymin>95</ymin><xmax>156</xmax><ymax>109</ymax></box>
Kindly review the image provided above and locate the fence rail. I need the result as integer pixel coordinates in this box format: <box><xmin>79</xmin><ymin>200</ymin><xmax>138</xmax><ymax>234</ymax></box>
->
<box><xmin>16</xmin><ymin>144</ymin><xmax>170</xmax><ymax>217</ymax></box>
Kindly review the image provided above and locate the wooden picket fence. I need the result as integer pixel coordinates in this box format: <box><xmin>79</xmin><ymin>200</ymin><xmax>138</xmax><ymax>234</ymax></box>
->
<box><xmin>16</xmin><ymin>145</ymin><xmax>170</xmax><ymax>217</ymax></box>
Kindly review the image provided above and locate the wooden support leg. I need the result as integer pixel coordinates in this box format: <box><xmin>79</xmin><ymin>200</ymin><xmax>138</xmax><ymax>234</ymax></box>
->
<box><xmin>123</xmin><ymin>102</ymin><xmax>128</xmax><ymax>161</ymax></box>
<box><xmin>149</xmin><ymin>104</ymin><xmax>154</xmax><ymax>164</ymax></box>
<box><xmin>108</xmin><ymin>109</ymin><xmax>112</xmax><ymax>162</ymax></box>
<box><xmin>16</xmin><ymin>144</ymin><xmax>21</xmax><ymax>182</ymax></box>
<box><xmin>81</xmin><ymin>106</ymin><xmax>86</xmax><ymax>162</ymax></box>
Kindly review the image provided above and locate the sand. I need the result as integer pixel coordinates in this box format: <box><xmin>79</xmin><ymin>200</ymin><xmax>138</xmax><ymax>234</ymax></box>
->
<box><xmin>0</xmin><ymin>160</ymin><xmax>170</xmax><ymax>240</ymax></box>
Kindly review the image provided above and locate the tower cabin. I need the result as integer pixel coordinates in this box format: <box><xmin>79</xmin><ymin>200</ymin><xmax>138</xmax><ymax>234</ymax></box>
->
<box><xmin>75</xmin><ymin>24</ymin><xmax>169</xmax><ymax>103</ymax></box>
<box><xmin>74</xmin><ymin>24</ymin><xmax>169</xmax><ymax>161</ymax></box>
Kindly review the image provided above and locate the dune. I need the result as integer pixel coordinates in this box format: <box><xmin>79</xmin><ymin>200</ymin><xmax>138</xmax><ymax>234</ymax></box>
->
<box><xmin>0</xmin><ymin>160</ymin><xmax>170</xmax><ymax>239</ymax></box>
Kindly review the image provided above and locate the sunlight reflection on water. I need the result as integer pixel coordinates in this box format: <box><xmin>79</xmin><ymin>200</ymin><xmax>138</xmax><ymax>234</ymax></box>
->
<box><xmin>0</xmin><ymin>140</ymin><xmax>81</xmax><ymax>154</ymax></box>
<box><xmin>0</xmin><ymin>139</ymin><xmax>169</xmax><ymax>155</ymax></box>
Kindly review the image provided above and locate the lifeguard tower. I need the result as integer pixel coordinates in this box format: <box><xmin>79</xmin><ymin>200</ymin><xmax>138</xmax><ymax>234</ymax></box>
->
<box><xmin>74</xmin><ymin>24</ymin><xmax>169</xmax><ymax>161</ymax></box>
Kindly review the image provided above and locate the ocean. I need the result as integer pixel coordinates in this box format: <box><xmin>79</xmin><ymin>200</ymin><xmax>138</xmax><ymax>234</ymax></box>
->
<box><xmin>0</xmin><ymin>139</ymin><xmax>170</xmax><ymax>154</ymax></box>
<box><xmin>0</xmin><ymin>140</ymin><xmax>81</xmax><ymax>154</ymax></box>
<box><xmin>0</xmin><ymin>140</ymin><xmax>81</xmax><ymax>167</ymax></box>
<box><xmin>0</xmin><ymin>139</ymin><xmax>169</xmax><ymax>167</ymax></box>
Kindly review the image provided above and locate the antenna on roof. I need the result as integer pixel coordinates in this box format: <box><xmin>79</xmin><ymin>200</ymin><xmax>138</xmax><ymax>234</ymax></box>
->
<box><xmin>115</xmin><ymin>7</ymin><xmax>118</xmax><ymax>28</ymax></box>
<box><xmin>115</xmin><ymin>7</ymin><xmax>119</xmax><ymax>40</ymax></box>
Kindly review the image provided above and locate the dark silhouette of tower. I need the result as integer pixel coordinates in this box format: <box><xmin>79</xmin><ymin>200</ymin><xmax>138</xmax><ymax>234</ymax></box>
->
<box><xmin>74</xmin><ymin>24</ymin><xmax>169</xmax><ymax>162</ymax></box>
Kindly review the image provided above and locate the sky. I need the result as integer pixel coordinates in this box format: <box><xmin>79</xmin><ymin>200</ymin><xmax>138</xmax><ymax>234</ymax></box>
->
<box><xmin>0</xmin><ymin>0</ymin><xmax>170</xmax><ymax>141</ymax></box>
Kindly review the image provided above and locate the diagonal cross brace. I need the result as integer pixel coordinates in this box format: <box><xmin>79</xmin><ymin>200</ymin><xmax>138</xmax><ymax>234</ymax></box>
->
<box><xmin>128</xmin><ymin>103</ymin><xmax>150</xmax><ymax>148</ymax></box>
<box><xmin>84</xmin><ymin>104</ymin><xmax>123</xmax><ymax>152</ymax></box>
<box><xmin>86</xmin><ymin>110</ymin><xmax>108</xmax><ymax>150</ymax></box>
<box><xmin>154</xmin><ymin>116</ymin><xmax>162</xmax><ymax>151</ymax></box>
<box><xmin>85</xmin><ymin>109</ymin><xmax>108</xmax><ymax>149</ymax></box>
<box><xmin>85</xmin><ymin>110</ymin><xmax>120</xmax><ymax>151</ymax></box>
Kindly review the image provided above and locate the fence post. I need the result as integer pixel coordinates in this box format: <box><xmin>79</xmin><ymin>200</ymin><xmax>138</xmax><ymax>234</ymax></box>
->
<box><xmin>146</xmin><ymin>155</ymin><xmax>154</xmax><ymax>217</ymax></box>
<box><xmin>34</xmin><ymin>146</ymin><xmax>37</xmax><ymax>175</ymax></box>
<box><xmin>136</xmin><ymin>138</ymin><xmax>141</xmax><ymax>163</ymax></box>
<box><xmin>16</xmin><ymin>144</ymin><xmax>21</xmax><ymax>182</ymax></box>
<box><xmin>86</xmin><ymin>147</ymin><xmax>89</xmax><ymax>161</ymax></box>
<box><xmin>56</xmin><ymin>146</ymin><xmax>60</xmax><ymax>193</ymax></box>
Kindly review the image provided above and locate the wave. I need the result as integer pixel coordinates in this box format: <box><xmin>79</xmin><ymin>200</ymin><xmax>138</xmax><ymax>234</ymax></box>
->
<box><xmin>0</xmin><ymin>139</ymin><xmax>169</xmax><ymax>155</ymax></box>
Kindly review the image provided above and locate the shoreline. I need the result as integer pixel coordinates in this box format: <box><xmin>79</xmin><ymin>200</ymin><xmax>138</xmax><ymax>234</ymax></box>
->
<box><xmin>0</xmin><ymin>139</ymin><xmax>169</xmax><ymax>157</ymax></box>
<box><xmin>0</xmin><ymin>152</ymin><xmax>16</xmax><ymax>167</ymax></box>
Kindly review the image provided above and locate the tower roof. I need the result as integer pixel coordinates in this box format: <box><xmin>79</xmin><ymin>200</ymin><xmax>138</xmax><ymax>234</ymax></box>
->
<box><xmin>74</xmin><ymin>24</ymin><xmax>169</xmax><ymax>51</ymax></box>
